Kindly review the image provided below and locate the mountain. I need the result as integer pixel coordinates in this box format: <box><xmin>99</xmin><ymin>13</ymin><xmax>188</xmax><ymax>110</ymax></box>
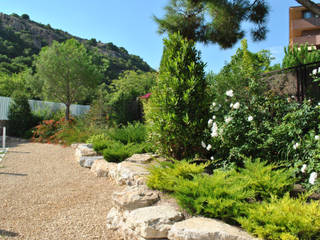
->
<box><xmin>0</xmin><ymin>12</ymin><xmax>153</xmax><ymax>82</ymax></box>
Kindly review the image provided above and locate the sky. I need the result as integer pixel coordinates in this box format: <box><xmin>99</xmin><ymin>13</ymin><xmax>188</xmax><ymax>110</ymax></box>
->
<box><xmin>1</xmin><ymin>0</ymin><xmax>303</xmax><ymax>73</ymax></box>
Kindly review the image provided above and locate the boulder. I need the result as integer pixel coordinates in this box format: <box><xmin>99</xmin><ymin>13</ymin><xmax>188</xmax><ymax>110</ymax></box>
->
<box><xmin>112</xmin><ymin>185</ymin><xmax>159</xmax><ymax>211</ymax></box>
<box><xmin>75</xmin><ymin>144</ymin><xmax>97</xmax><ymax>161</ymax></box>
<box><xmin>106</xmin><ymin>207</ymin><xmax>123</xmax><ymax>230</ymax></box>
<box><xmin>91</xmin><ymin>159</ymin><xmax>117</xmax><ymax>177</ymax></box>
<box><xmin>126</xmin><ymin>153</ymin><xmax>156</xmax><ymax>164</ymax></box>
<box><xmin>168</xmin><ymin>217</ymin><xmax>257</xmax><ymax>240</ymax></box>
<box><xmin>126</xmin><ymin>205</ymin><xmax>184</xmax><ymax>239</ymax></box>
<box><xmin>115</xmin><ymin>161</ymin><xmax>150</xmax><ymax>186</ymax></box>
<box><xmin>79</xmin><ymin>156</ymin><xmax>104</xmax><ymax>168</ymax></box>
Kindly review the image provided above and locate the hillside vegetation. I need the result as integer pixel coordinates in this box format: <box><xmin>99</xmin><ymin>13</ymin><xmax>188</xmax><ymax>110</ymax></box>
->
<box><xmin>0</xmin><ymin>12</ymin><xmax>153</xmax><ymax>82</ymax></box>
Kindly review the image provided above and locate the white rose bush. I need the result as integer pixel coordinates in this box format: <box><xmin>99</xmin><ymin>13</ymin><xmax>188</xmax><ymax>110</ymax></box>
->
<box><xmin>202</xmin><ymin>90</ymin><xmax>320</xmax><ymax>190</ymax></box>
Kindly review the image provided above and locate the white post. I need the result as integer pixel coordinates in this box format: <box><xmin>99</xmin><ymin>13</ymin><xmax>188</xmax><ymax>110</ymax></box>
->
<box><xmin>2</xmin><ymin>127</ymin><xmax>6</xmax><ymax>149</ymax></box>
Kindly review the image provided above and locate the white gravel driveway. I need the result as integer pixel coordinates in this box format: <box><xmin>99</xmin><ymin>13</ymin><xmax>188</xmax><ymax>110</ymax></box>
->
<box><xmin>0</xmin><ymin>141</ymin><xmax>123</xmax><ymax>240</ymax></box>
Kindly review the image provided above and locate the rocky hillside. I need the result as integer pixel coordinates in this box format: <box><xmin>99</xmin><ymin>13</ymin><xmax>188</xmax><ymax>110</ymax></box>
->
<box><xmin>0</xmin><ymin>12</ymin><xmax>153</xmax><ymax>81</ymax></box>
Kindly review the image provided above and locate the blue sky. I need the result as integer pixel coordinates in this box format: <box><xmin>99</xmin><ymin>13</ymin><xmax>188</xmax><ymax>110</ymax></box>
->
<box><xmin>1</xmin><ymin>0</ymin><xmax>302</xmax><ymax>73</ymax></box>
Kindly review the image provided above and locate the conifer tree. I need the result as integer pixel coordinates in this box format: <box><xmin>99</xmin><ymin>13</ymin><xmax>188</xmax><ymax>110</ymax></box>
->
<box><xmin>144</xmin><ymin>32</ymin><xmax>210</xmax><ymax>159</ymax></box>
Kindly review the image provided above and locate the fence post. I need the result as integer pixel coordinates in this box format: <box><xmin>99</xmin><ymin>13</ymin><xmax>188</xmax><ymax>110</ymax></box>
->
<box><xmin>2</xmin><ymin>127</ymin><xmax>6</xmax><ymax>149</ymax></box>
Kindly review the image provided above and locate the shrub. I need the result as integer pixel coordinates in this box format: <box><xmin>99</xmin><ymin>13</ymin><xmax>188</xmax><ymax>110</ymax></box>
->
<box><xmin>32</xmin><ymin>117</ymin><xmax>74</xmax><ymax>144</ymax></box>
<box><xmin>144</xmin><ymin>32</ymin><xmax>210</xmax><ymax>159</ymax></box>
<box><xmin>147</xmin><ymin>160</ymin><xmax>208</xmax><ymax>192</ymax></box>
<box><xmin>238</xmin><ymin>194</ymin><xmax>320</xmax><ymax>240</ymax></box>
<box><xmin>108</xmin><ymin>122</ymin><xmax>147</xmax><ymax>144</ymax></box>
<box><xmin>147</xmin><ymin>159</ymin><xmax>295</xmax><ymax>224</ymax></box>
<box><xmin>102</xmin><ymin>141</ymin><xmax>131</xmax><ymax>163</ymax></box>
<box><xmin>8</xmin><ymin>91</ymin><xmax>35</xmax><ymax>137</ymax></box>
<box><xmin>203</xmin><ymin>91</ymin><xmax>320</xmax><ymax>189</ymax></box>
<box><xmin>86</xmin><ymin>133</ymin><xmax>109</xmax><ymax>144</ymax></box>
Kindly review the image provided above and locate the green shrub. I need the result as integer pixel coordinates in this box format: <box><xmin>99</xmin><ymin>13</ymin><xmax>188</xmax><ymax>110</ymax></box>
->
<box><xmin>108</xmin><ymin>122</ymin><xmax>147</xmax><ymax>144</ymax></box>
<box><xmin>144</xmin><ymin>32</ymin><xmax>210</xmax><ymax>159</ymax></box>
<box><xmin>203</xmin><ymin>91</ymin><xmax>320</xmax><ymax>189</ymax></box>
<box><xmin>8</xmin><ymin>91</ymin><xmax>35</xmax><ymax>137</ymax></box>
<box><xmin>102</xmin><ymin>141</ymin><xmax>131</xmax><ymax>163</ymax></box>
<box><xmin>239</xmin><ymin>158</ymin><xmax>295</xmax><ymax>200</ymax></box>
<box><xmin>86</xmin><ymin>133</ymin><xmax>109</xmax><ymax>144</ymax></box>
<box><xmin>148</xmin><ymin>159</ymin><xmax>295</xmax><ymax>224</ymax></box>
<box><xmin>147</xmin><ymin>160</ymin><xmax>208</xmax><ymax>192</ymax></box>
<box><xmin>238</xmin><ymin>194</ymin><xmax>320</xmax><ymax>240</ymax></box>
<box><xmin>92</xmin><ymin>138</ymin><xmax>112</xmax><ymax>153</ymax></box>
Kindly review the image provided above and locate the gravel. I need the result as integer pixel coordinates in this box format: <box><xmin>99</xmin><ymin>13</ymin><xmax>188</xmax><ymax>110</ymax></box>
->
<box><xmin>0</xmin><ymin>140</ymin><xmax>124</xmax><ymax>240</ymax></box>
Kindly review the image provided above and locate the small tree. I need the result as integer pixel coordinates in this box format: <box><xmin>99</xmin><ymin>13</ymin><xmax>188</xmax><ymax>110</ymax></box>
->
<box><xmin>21</xmin><ymin>14</ymin><xmax>30</xmax><ymax>20</ymax></box>
<box><xmin>35</xmin><ymin>39</ymin><xmax>102</xmax><ymax>120</ymax></box>
<box><xmin>8</xmin><ymin>91</ymin><xmax>34</xmax><ymax>137</ymax></box>
<box><xmin>144</xmin><ymin>32</ymin><xmax>210</xmax><ymax>159</ymax></box>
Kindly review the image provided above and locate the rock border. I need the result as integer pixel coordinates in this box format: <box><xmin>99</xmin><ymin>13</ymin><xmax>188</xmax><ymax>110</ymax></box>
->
<box><xmin>73</xmin><ymin>144</ymin><xmax>257</xmax><ymax>240</ymax></box>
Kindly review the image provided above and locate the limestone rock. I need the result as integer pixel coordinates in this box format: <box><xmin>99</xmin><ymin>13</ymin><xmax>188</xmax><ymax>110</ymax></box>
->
<box><xmin>75</xmin><ymin>144</ymin><xmax>97</xmax><ymax>161</ymax></box>
<box><xmin>126</xmin><ymin>153</ymin><xmax>156</xmax><ymax>164</ymax></box>
<box><xmin>79</xmin><ymin>156</ymin><xmax>104</xmax><ymax>168</ymax></box>
<box><xmin>115</xmin><ymin>161</ymin><xmax>150</xmax><ymax>186</ymax></box>
<box><xmin>106</xmin><ymin>207</ymin><xmax>123</xmax><ymax>230</ymax></box>
<box><xmin>168</xmin><ymin>217</ymin><xmax>257</xmax><ymax>240</ymax></box>
<box><xmin>112</xmin><ymin>186</ymin><xmax>159</xmax><ymax>211</ymax></box>
<box><xmin>126</xmin><ymin>205</ymin><xmax>184</xmax><ymax>239</ymax></box>
<box><xmin>90</xmin><ymin>159</ymin><xmax>117</xmax><ymax>177</ymax></box>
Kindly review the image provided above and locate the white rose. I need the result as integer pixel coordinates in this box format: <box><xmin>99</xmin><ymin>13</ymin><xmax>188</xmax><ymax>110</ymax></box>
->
<box><xmin>248</xmin><ymin>116</ymin><xmax>253</xmax><ymax>122</ymax></box>
<box><xmin>226</xmin><ymin>90</ymin><xmax>234</xmax><ymax>97</ymax></box>
<box><xmin>233</xmin><ymin>102</ymin><xmax>240</xmax><ymax>109</ymax></box>
<box><xmin>309</xmin><ymin>172</ymin><xmax>318</xmax><ymax>185</ymax></box>
<box><xmin>225</xmin><ymin>117</ymin><xmax>232</xmax><ymax>124</ymax></box>
<box><xmin>206</xmin><ymin>144</ymin><xmax>212</xmax><ymax>151</ymax></box>
<box><xmin>301</xmin><ymin>164</ymin><xmax>307</xmax><ymax>173</ymax></box>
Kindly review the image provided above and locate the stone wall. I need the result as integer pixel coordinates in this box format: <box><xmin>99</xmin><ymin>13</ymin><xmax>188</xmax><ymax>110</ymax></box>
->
<box><xmin>73</xmin><ymin>144</ymin><xmax>257</xmax><ymax>240</ymax></box>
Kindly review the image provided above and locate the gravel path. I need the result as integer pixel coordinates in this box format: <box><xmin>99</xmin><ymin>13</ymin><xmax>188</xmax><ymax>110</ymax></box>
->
<box><xmin>0</xmin><ymin>140</ymin><xmax>123</xmax><ymax>240</ymax></box>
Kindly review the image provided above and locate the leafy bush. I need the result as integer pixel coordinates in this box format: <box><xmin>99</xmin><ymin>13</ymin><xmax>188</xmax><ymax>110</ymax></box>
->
<box><xmin>144</xmin><ymin>32</ymin><xmax>210</xmax><ymax>159</ymax></box>
<box><xmin>102</xmin><ymin>141</ymin><xmax>132</xmax><ymax>163</ymax></box>
<box><xmin>32</xmin><ymin>116</ymin><xmax>78</xmax><ymax>144</ymax></box>
<box><xmin>147</xmin><ymin>159</ymin><xmax>295</xmax><ymax>224</ymax></box>
<box><xmin>86</xmin><ymin>133</ymin><xmax>109</xmax><ymax>144</ymax></box>
<box><xmin>147</xmin><ymin>160</ymin><xmax>208</xmax><ymax>192</ymax></box>
<box><xmin>108</xmin><ymin>122</ymin><xmax>147</xmax><ymax>144</ymax></box>
<box><xmin>282</xmin><ymin>44</ymin><xmax>320</xmax><ymax>68</ymax></box>
<box><xmin>8</xmin><ymin>91</ymin><xmax>35</xmax><ymax>137</ymax></box>
<box><xmin>203</xmin><ymin>91</ymin><xmax>320</xmax><ymax>189</ymax></box>
<box><xmin>107</xmin><ymin>70</ymin><xmax>156</xmax><ymax>125</ymax></box>
<box><xmin>238</xmin><ymin>194</ymin><xmax>320</xmax><ymax>240</ymax></box>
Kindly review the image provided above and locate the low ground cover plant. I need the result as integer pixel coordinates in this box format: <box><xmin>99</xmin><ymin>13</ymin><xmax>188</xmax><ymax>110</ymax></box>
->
<box><xmin>147</xmin><ymin>159</ymin><xmax>319</xmax><ymax>239</ymax></box>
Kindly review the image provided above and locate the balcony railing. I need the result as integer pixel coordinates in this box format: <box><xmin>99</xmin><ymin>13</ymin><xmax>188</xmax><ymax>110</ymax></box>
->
<box><xmin>293</xmin><ymin>35</ymin><xmax>320</xmax><ymax>45</ymax></box>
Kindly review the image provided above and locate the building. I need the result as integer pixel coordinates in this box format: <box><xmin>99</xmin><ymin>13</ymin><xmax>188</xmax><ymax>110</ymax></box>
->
<box><xmin>290</xmin><ymin>5</ymin><xmax>320</xmax><ymax>47</ymax></box>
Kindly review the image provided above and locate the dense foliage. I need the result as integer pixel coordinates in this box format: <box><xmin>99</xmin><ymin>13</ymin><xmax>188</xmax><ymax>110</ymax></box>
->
<box><xmin>206</xmin><ymin>39</ymin><xmax>277</xmax><ymax>106</ymax></box>
<box><xmin>155</xmin><ymin>0</ymin><xmax>269</xmax><ymax>48</ymax></box>
<box><xmin>8</xmin><ymin>91</ymin><xmax>36</xmax><ymax>137</ymax></box>
<box><xmin>144</xmin><ymin>32</ymin><xmax>210</xmax><ymax>159</ymax></box>
<box><xmin>282</xmin><ymin>44</ymin><xmax>320</xmax><ymax>68</ymax></box>
<box><xmin>147</xmin><ymin>159</ymin><xmax>311</xmax><ymax>239</ymax></box>
<box><xmin>107</xmin><ymin>70</ymin><xmax>156</xmax><ymax>125</ymax></box>
<box><xmin>34</xmin><ymin>39</ymin><xmax>102</xmax><ymax>120</ymax></box>
<box><xmin>91</xmin><ymin>122</ymin><xmax>152</xmax><ymax>162</ymax></box>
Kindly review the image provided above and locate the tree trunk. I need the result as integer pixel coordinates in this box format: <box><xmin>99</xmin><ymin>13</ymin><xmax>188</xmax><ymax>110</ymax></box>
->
<box><xmin>65</xmin><ymin>104</ymin><xmax>70</xmax><ymax>121</ymax></box>
<box><xmin>296</xmin><ymin>0</ymin><xmax>320</xmax><ymax>16</ymax></box>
